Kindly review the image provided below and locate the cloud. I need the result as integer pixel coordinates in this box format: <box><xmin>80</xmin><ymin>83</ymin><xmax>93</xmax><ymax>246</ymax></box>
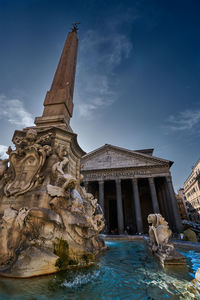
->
<box><xmin>74</xmin><ymin>29</ymin><xmax>132</xmax><ymax>119</ymax></box>
<box><xmin>0</xmin><ymin>95</ymin><xmax>34</xmax><ymax>127</ymax></box>
<box><xmin>0</xmin><ymin>145</ymin><xmax>8</xmax><ymax>159</ymax></box>
<box><xmin>166</xmin><ymin>109</ymin><xmax>200</xmax><ymax>131</ymax></box>
<box><xmin>81</xmin><ymin>30</ymin><xmax>132</xmax><ymax>67</ymax></box>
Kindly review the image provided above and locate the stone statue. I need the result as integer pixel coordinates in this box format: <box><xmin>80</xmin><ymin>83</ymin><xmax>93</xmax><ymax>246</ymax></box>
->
<box><xmin>147</xmin><ymin>213</ymin><xmax>185</xmax><ymax>265</ymax></box>
<box><xmin>148</xmin><ymin>214</ymin><xmax>172</xmax><ymax>252</ymax></box>
<box><xmin>0</xmin><ymin>128</ymin><xmax>105</xmax><ymax>278</ymax></box>
<box><xmin>72</xmin><ymin>22</ymin><xmax>80</xmax><ymax>32</ymax></box>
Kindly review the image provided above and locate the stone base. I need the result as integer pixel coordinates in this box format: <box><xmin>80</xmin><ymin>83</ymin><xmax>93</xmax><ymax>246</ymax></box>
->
<box><xmin>0</xmin><ymin>247</ymin><xmax>59</xmax><ymax>278</ymax></box>
<box><xmin>147</xmin><ymin>241</ymin><xmax>186</xmax><ymax>266</ymax></box>
<box><xmin>34</xmin><ymin>115</ymin><xmax>72</xmax><ymax>132</ymax></box>
<box><xmin>154</xmin><ymin>251</ymin><xmax>186</xmax><ymax>266</ymax></box>
<box><xmin>0</xmin><ymin>125</ymin><xmax>104</xmax><ymax>278</ymax></box>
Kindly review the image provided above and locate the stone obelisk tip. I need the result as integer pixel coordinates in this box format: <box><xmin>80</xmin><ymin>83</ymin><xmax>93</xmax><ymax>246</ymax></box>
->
<box><xmin>35</xmin><ymin>26</ymin><xmax>79</xmax><ymax>130</ymax></box>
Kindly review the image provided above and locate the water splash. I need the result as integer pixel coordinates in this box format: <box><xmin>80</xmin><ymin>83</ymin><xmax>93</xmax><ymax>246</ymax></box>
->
<box><xmin>61</xmin><ymin>270</ymin><xmax>100</xmax><ymax>288</ymax></box>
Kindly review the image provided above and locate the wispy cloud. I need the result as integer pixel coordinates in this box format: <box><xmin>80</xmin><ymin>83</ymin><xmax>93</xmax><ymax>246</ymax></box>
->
<box><xmin>0</xmin><ymin>145</ymin><xmax>8</xmax><ymax>159</ymax></box>
<box><xmin>75</xmin><ymin>29</ymin><xmax>132</xmax><ymax>119</ymax></box>
<box><xmin>0</xmin><ymin>95</ymin><xmax>34</xmax><ymax>127</ymax></box>
<box><xmin>166</xmin><ymin>109</ymin><xmax>200</xmax><ymax>131</ymax></box>
<box><xmin>81</xmin><ymin>30</ymin><xmax>132</xmax><ymax>67</ymax></box>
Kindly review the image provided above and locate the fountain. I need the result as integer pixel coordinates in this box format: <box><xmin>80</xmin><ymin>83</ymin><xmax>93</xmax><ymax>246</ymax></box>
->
<box><xmin>0</xmin><ymin>24</ymin><xmax>200</xmax><ymax>299</ymax></box>
<box><xmin>147</xmin><ymin>213</ymin><xmax>185</xmax><ymax>265</ymax></box>
<box><xmin>0</xmin><ymin>25</ymin><xmax>105</xmax><ymax>278</ymax></box>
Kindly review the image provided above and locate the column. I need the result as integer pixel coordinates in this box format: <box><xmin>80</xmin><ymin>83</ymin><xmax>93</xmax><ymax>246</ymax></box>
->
<box><xmin>132</xmin><ymin>178</ymin><xmax>143</xmax><ymax>233</ymax></box>
<box><xmin>115</xmin><ymin>179</ymin><xmax>124</xmax><ymax>234</ymax></box>
<box><xmin>159</xmin><ymin>184</ymin><xmax>170</xmax><ymax>222</ymax></box>
<box><xmin>148</xmin><ymin>177</ymin><xmax>160</xmax><ymax>213</ymax></box>
<box><xmin>98</xmin><ymin>180</ymin><xmax>104</xmax><ymax>214</ymax></box>
<box><xmin>84</xmin><ymin>181</ymin><xmax>88</xmax><ymax>193</ymax></box>
<box><xmin>165</xmin><ymin>176</ymin><xmax>183</xmax><ymax>232</ymax></box>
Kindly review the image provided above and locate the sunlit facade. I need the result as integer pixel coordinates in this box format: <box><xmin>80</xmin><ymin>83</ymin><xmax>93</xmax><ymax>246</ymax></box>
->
<box><xmin>184</xmin><ymin>160</ymin><xmax>200</xmax><ymax>223</ymax></box>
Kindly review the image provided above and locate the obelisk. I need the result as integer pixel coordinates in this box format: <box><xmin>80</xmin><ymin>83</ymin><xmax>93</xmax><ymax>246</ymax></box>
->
<box><xmin>35</xmin><ymin>24</ymin><xmax>79</xmax><ymax>130</ymax></box>
<box><xmin>0</xmin><ymin>24</ymin><xmax>105</xmax><ymax>278</ymax></box>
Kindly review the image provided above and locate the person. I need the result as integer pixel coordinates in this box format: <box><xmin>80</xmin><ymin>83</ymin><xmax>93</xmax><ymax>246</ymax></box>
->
<box><xmin>183</xmin><ymin>224</ymin><xmax>198</xmax><ymax>242</ymax></box>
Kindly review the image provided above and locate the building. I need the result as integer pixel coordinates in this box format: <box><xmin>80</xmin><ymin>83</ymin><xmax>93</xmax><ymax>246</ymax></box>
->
<box><xmin>176</xmin><ymin>188</ymin><xmax>187</xmax><ymax>220</ymax></box>
<box><xmin>184</xmin><ymin>160</ymin><xmax>200</xmax><ymax>223</ymax></box>
<box><xmin>81</xmin><ymin>144</ymin><xmax>182</xmax><ymax>234</ymax></box>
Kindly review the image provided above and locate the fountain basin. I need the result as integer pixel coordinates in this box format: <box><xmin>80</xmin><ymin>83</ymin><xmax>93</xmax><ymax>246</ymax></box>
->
<box><xmin>0</xmin><ymin>239</ymin><xmax>199</xmax><ymax>299</ymax></box>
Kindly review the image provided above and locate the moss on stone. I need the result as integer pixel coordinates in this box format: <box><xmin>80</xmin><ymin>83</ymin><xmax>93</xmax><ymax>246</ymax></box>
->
<box><xmin>53</xmin><ymin>239</ymin><xmax>95</xmax><ymax>269</ymax></box>
<box><xmin>81</xmin><ymin>252</ymin><xmax>95</xmax><ymax>264</ymax></box>
<box><xmin>68</xmin><ymin>259</ymin><xmax>78</xmax><ymax>265</ymax></box>
<box><xmin>54</xmin><ymin>238</ymin><xmax>69</xmax><ymax>270</ymax></box>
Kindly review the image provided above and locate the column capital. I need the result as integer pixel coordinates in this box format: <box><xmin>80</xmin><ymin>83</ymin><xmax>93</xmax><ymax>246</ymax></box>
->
<box><xmin>115</xmin><ymin>178</ymin><xmax>121</xmax><ymax>185</ymax></box>
<box><xmin>148</xmin><ymin>177</ymin><xmax>155</xmax><ymax>184</ymax></box>
<box><xmin>165</xmin><ymin>175</ymin><xmax>172</xmax><ymax>183</ymax></box>
<box><xmin>98</xmin><ymin>180</ymin><xmax>104</xmax><ymax>185</ymax></box>
<box><xmin>132</xmin><ymin>178</ymin><xmax>138</xmax><ymax>184</ymax></box>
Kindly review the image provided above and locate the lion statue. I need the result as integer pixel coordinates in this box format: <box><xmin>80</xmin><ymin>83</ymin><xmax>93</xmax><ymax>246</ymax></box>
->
<box><xmin>147</xmin><ymin>214</ymin><xmax>172</xmax><ymax>252</ymax></box>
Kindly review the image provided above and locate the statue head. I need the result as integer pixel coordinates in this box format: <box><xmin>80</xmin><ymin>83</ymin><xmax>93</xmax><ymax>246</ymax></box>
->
<box><xmin>148</xmin><ymin>213</ymin><xmax>168</xmax><ymax>228</ymax></box>
<box><xmin>147</xmin><ymin>214</ymin><xmax>156</xmax><ymax>226</ymax></box>
<box><xmin>26</xmin><ymin>129</ymin><xmax>37</xmax><ymax>142</ymax></box>
<box><xmin>80</xmin><ymin>174</ymin><xmax>84</xmax><ymax>183</ymax></box>
<box><xmin>63</xmin><ymin>178</ymin><xmax>77</xmax><ymax>190</ymax></box>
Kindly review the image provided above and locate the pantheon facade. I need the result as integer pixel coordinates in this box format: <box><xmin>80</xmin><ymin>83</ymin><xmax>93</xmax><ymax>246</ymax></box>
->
<box><xmin>81</xmin><ymin>144</ymin><xmax>181</xmax><ymax>234</ymax></box>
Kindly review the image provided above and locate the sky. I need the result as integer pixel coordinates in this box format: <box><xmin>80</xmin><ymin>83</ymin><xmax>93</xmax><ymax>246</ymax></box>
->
<box><xmin>0</xmin><ymin>0</ymin><xmax>200</xmax><ymax>191</ymax></box>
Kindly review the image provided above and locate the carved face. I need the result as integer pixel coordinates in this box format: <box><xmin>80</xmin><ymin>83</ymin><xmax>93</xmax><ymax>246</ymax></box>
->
<box><xmin>147</xmin><ymin>214</ymin><xmax>156</xmax><ymax>225</ymax></box>
<box><xmin>80</xmin><ymin>174</ymin><xmax>84</xmax><ymax>183</ymax></box>
<box><xmin>26</xmin><ymin>129</ymin><xmax>37</xmax><ymax>141</ymax></box>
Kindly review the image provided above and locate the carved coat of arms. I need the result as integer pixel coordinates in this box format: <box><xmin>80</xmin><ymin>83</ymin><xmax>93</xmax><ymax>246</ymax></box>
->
<box><xmin>4</xmin><ymin>129</ymin><xmax>52</xmax><ymax>197</ymax></box>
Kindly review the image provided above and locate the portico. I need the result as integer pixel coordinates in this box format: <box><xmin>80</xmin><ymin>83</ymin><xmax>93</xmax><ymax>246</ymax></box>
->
<box><xmin>81</xmin><ymin>144</ymin><xmax>182</xmax><ymax>233</ymax></box>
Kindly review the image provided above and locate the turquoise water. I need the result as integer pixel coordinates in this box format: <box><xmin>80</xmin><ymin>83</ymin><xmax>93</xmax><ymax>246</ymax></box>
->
<box><xmin>0</xmin><ymin>240</ymin><xmax>199</xmax><ymax>300</ymax></box>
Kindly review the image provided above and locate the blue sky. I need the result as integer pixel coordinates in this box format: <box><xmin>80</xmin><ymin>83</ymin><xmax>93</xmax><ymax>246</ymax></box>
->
<box><xmin>0</xmin><ymin>0</ymin><xmax>200</xmax><ymax>190</ymax></box>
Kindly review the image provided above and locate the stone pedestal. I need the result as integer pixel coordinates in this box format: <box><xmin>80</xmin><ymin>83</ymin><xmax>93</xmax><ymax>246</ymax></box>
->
<box><xmin>0</xmin><ymin>126</ymin><xmax>105</xmax><ymax>278</ymax></box>
<box><xmin>0</xmin><ymin>126</ymin><xmax>85</xmax><ymax>213</ymax></box>
<box><xmin>153</xmin><ymin>247</ymin><xmax>186</xmax><ymax>266</ymax></box>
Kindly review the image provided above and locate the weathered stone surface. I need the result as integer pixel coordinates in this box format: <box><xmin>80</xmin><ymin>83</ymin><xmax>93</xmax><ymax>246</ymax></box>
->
<box><xmin>147</xmin><ymin>213</ymin><xmax>185</xmax><ymax>265</ymax></box>
<box><xmin>196</xmin><ymin>268</ymin><xmax>200</xmax><ymax>282</ymax></box>
<box><xmin>0</xmin><ymin>247</ymin><xmax>59</xmax><ymax>278</ymax></box>
<box><xmin>0</xmin><ymin>128</ymin><xmax>105</xmax><ymax>278</ymax></box>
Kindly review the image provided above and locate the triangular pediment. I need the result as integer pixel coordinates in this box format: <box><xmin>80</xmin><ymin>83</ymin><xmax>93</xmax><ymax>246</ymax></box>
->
<box><xmin>81</xmin><ymin>144</ymin><xmax>172</xmax><ymax>171</ymax></box>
